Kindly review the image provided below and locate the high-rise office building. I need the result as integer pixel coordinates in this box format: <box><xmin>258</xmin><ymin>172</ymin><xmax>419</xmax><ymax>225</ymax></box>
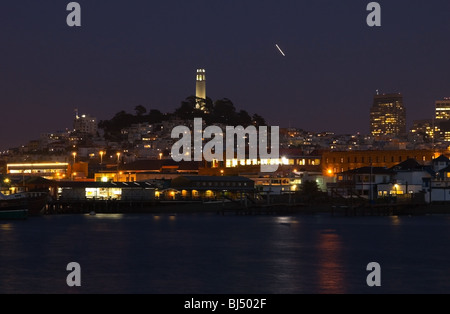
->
<box><xmin>435</xmin><ymin>98</ymin><xmax>450</xmax><ymax>141</ymax></box>
<box><xmin>195</xmin><ymin>69</ymin><xmax>206</xmax><ymax>110</ymax></box>
<box><xmin>370</xmin><ymin>93</ymin><xmax>406</xmax><ymax>138</ymax></box>
<box><xmin>435</xmin><ymin>98</ymin><xmax>450</xmax><ymax>121</ymax></box>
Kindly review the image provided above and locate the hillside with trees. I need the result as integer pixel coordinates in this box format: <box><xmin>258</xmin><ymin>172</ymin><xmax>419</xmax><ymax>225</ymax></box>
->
<box><xmin>98</xmin><ymin>96</ymin><xmax>267</xmax><ymax>141</ymax></box>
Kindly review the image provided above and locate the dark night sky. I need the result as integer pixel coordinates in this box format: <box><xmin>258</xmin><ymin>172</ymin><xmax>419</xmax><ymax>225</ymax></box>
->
<box><xmin>2</xmin><ymin>0</ymin><xmax>450</xmax><ymax>150</ymax></box>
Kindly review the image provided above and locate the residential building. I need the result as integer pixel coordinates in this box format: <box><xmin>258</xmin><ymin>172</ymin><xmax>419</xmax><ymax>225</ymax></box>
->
<box><xmin>73</xmin><ymin>111</ymin><xmax>97</xmax><ymax>136</ymax></box>
<box><xmin>330</xmin><ymin>167</ymin><xmax>395</xmax><ymax>199</ymax></box>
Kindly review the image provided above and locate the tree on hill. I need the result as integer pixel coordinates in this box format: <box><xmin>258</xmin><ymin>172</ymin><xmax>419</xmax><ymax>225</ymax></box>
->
<box><xmin>98</xmin><ymin>110</ymin><xmax>135</xmax><ymax>141</ymax></box>
<box><xmin>237</xmin><ymin>110</ymin><xmax>252</xmax><ymax>126</ymax></box>
<box><xmin>134</xmin><ymin>105</ymin><xmax>147</xmax><ymax>117</ymax></box>
<box><xmin>252</xmin><ymin>113</ymin><xmax>267</xmax><ymax>127</ymax></box>
<box><xmin>212</xmin><ymin>98</ymin><xmax>238</xmax><ymax>125</ymax></box>
<box><xmin>147</xmin><ymin>109</ymin><xmax>165</xmax><ymax>124</ymax></box>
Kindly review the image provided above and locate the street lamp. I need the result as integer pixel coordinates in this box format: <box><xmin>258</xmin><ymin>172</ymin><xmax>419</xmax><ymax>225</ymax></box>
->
<box><xmin>99</xmin><ymin>151</ymin><xmax>104</xmax><ymax>164</ymax></box>
<box><xmin>116</xmin><ymin>152</ymin><xmax>121</xmax><ymax>182</ymax></box>
<box><xmin>72</xmin><ymin>151</ymin><xmax>77</xmax><ymax>164</ymax></box>
<box><xmin>159</xmin><ymin>152</ymin><xmax>163</xmax><ymax>160</ymax></box>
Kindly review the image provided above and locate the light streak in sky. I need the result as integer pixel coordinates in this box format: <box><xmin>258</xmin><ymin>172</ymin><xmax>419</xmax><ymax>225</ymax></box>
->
<box><xmin>275</xmin><ymin>44</ymin><xmax>286</xmax><ymax>57</ymax></box>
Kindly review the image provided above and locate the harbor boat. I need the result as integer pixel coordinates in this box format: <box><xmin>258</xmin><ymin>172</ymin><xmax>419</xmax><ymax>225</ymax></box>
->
<box><xmin>0</xmin><ymin>191</ymin><xmax>49</xmax><ymax>219</ymax></box>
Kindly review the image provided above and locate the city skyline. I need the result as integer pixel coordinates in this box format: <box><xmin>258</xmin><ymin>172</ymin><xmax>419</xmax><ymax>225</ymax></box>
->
<box><xmin>2</xmin><ymin>1</ymin><xmax>450</xmax><ymax>150</ymax></box>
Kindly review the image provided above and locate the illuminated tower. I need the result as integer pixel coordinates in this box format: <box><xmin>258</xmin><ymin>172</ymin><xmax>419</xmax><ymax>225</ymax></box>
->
<box><xmin>195</xmin><ymin>69</ymin><xmax>206</xmax><ymax>110</ymax></box>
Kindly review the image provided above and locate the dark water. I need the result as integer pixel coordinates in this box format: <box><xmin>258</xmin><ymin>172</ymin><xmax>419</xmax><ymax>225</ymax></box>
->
<box><xmin>1</xmin><ymin>212</ymin><xmax>450</xmax><ymax>294</ymax></box>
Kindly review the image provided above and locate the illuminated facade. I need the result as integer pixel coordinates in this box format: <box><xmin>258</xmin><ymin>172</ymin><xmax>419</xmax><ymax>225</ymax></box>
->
<box><xmin>195</xmin><ymin>69</ymin><xmax>206</xmax><ymax>110</ymax></box>
<box><xmin>94</xmin><ymin>172</ymin><xmax>137</xmax><ymax>183</ymax></box>
<box><xmin>370</xmin><ymin>93</ymin><xmax>406</xmax><ymax>138</ymax></box>
<box><xmin>7</xmin><ymin>162</ymin><xmax>69</xmax><ymax>180</ymax></box>
<box><xmin>57</xmin><ymin>181</ymin><xmax>155</xmax><ymax>201</ymax></box>
<box><xmin>200</xmin><ymin>153</ymin><xmax>321</xmax><ymax>176</ymax></box>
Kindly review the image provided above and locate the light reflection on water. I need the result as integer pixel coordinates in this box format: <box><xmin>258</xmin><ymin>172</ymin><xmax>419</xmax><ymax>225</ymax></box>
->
<box><xmin>0</xmin><ymin>223</ymin><xmax>14</xmax><ymax>231</ymax></box>
<box><xmin>85</xmin><ymin>213</ymin><xmax>125</xmax><ymax>220</ymax></box>
<box><xmin>1</xmin><ymin>213</ymin><xmax>450</xmax><ymax>293</ymax></box>
<box><xmin>317</xmin><ymin>232</ymin><xmax>344</xmax><ymax>294</ymax></box>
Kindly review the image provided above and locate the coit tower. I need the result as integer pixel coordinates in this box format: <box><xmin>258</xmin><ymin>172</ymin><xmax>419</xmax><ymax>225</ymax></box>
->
<box><xmin>195</xmin><ymin>69</ymin><xmax>206</xmax><ymax>110</ymax></box>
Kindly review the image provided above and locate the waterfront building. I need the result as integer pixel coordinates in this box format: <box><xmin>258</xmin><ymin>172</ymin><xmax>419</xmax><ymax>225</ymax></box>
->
<box><xmin>321</xmin><ymin>149</ymin><xmax>437</xmax><ymax>177</ymax></box>
<box><xmin>0</xmin><ymin>175</ymin><xmax>56</xmax><ymax>195</ymax></box>
<box><xmin>432</xmin><ymin>155</ymin><xmax>450</xmax><ymax>174</ymax></box>
<box><xmin>380</xmin><ymin>158</ymin><xmax>433</xmax><ymax>196</ymax></box>
<box><xmin>170</xmin><ymin>175</ymin><xmax>254</xmax><ymax>200</ymax></box>
<box><xmin>329</xmin><ymin>158</ymin><xmax>433</xmax><ymax>201</ymax></box>
<box><xmin>251</xmin><ymin>176</ymin><xmax>302</xmax><ymax>195</ymax></box>
<box><xmin>7</xmin><ymin>162</ymin><xmax>70</xmax><ymax>180</ymax></box>
<box><xmin>94</xmin><ymin>159</ymin><xmax>201</xmax><ymax>182</ymax></box>
<box><xmin>329</xmin><ymin>166</ymin><xmax>395</xmax><ymax>199</ymax></box>
<box><xmin>56</xmin><ymin>180</ymin><xmax>156</xmax><ymax>201</ymax></box>
<box><xmin>370</xmin><ymin>93</ymin><xmax>406</xmax><ymax>139</ymax></box>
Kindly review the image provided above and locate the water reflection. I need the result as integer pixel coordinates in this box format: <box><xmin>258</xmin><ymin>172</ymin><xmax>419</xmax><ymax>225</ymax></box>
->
<box><xmin>0</xmin><ymin>223</ymin><xmax>14</xmax><ymax>231</ymax></box>
<box><xmin>317</xmin><ymin>231</ymin><xmax>345</xmax><ymax>294</ymax></box>
<box><xmin>86</xmin><ymin>213</ymin><xmax>124</xmax><ymax>220</ymax></box>
<box><xmin>275</xmin><ymin>216</ymin><xmax>300</xmax><ymax>228</ymax></box>
<box><xmin>265</xmin><ymin>216</ymin><xmax>304</xmax><ymax>293</ymax></box>
<box><xmin>390</xmin><ymin>216</ymin><xmax>401</xmax><ymax>226</ymax></box>
<box><xmin>0</xmin><ymin>222</ymin><xmax>19</xmax><ymax>293</ymax></box>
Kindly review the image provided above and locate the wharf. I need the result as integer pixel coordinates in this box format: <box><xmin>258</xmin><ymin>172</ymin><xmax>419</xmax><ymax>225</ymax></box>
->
<box><xmin>45</xmin><ymin>198</ymin><xmax>251</xmax><ymax>215</ymax></box>
<box><xmin>42</xmin><ymin>199</ymin><xmax>450</xmax><ymax>216</ymax></box>
<box><xmin>44</xmin><ymin>198</ymin><xmax>314</xmax><ymax>215</ymax></box>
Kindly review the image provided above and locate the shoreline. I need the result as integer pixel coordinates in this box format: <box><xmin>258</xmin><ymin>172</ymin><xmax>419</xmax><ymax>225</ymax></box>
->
<box><xmin>40</xmin><ymin>199</ymin><xmax>450</xmax><ymax>216</ymax></box>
